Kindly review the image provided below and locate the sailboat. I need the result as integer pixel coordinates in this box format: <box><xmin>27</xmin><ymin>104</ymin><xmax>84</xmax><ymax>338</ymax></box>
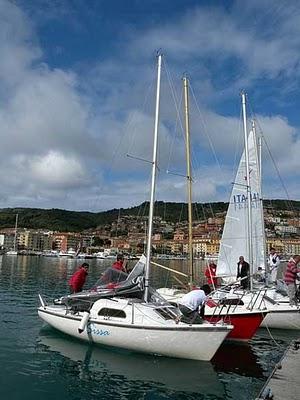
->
<box><xmin>157</xmin><ymin>83</ymin><xmax>267</xmax><ymax>340</ymax></box>
<box><xmin>216</xmin><ymin>92</ymin><xmax>300</xmax><ymax>330</ymax></box>
<box><xmin>217</xmin><ymin>93</ymin><xmax>265</xmax><ymax>285</ymax></box>
<box><xmin>6</xmin><ymin>213</ymin><xmax>19</xmax><ymax>256</ymax></box>
<box><xmin>38</xmin><ymin>54</ymin><xmax>233</xmax><ymax>361</ymax></box>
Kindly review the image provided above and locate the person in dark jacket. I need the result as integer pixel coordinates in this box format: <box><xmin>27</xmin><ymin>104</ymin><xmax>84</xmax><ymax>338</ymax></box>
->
<box><xmin>68</xmin><ymin>263</ymin><xmax>89</xmax><ymax>293</ymax></box>
<box><xmin>237</xmin><ymin>256</ymin><xmax>250</xmax><ymax>290</ymax></box>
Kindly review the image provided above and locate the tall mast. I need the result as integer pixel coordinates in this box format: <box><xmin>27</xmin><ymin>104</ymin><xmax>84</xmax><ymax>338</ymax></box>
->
<box><xmin>183</xmin><ymin>76</ymin><xmax>194</xmax><ymax>286</ymax></box>
<box><xmin>241</xmin><ymin>92</ymin><xmax>253</xmax><ymax>290</ymax></box>
<box><xmin>13</xmin><ymin>213</ymin><xmax>18</xmax><ymax>252</ymax></box>
<box><xmin>144</xmin><ymin>53</ymin><xmax>162</xmax><ymax>302</ymax></box>
<box><xmin>253</xmin><ymin>120</ymin><xmax>267</xmax><ymax>274</ymax></box>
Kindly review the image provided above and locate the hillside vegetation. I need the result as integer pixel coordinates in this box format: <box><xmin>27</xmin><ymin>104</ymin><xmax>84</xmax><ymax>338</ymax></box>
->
<box><xmin>0</xmin><ymin>199</ymin><xmax>299</xmax><ymax>232</ymax></box>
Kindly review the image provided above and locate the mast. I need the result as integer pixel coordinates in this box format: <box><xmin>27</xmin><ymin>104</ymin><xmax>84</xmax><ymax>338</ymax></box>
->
<box><xmin>183</xmin><ymin>76</ymin><xmax>194</xmax><ymax>286</ymax></box>
<box><xmin>13</xmin><ymin>213</ymin><xmax>18</xmax><ymax>252</ymax></box>
<box><xmin>253</xmin><ymin>120</ymin><xmax>267</xmax><ymax>276</ymax></box>
<box><xmin>144</xmin><ymin>53</ymin><xmax>162</xmax><ymax>302</ymax></box>
<box><xmin>241</xmin><ymin>92</ymin><xmax>253</xmax><ymax>290</ymax></box>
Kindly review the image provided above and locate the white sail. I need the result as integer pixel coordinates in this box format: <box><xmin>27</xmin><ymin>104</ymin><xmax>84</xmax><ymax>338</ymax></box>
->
<box><xmin>217</xmin><ymin>129</ymin><xmax>265</xmax><ymax>280</ymax></box>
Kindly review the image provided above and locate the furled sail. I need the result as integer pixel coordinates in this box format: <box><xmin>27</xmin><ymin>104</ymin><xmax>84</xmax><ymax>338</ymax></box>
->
<box><xmin>217</xmin><ymin>130</ymin><xmax>265</xmax><ymax>280</ymax></box>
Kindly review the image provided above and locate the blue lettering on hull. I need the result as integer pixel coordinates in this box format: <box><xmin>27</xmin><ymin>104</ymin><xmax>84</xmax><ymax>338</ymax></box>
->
<box><xmin>87</xmin><ymin>323</ymin><xmax>110</xmax><ymax>336</ymax></box>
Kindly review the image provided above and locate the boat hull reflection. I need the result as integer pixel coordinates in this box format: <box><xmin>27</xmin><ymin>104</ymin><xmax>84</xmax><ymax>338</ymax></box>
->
<box><xmin>38</xmin><ymin>328</ymin><xmax>225</xmax><ymax>396</ymax></box>
<box><xmin>212</xmin><ymin>341</ymin><xmax>264</xmax><ymax>378</ymax></box>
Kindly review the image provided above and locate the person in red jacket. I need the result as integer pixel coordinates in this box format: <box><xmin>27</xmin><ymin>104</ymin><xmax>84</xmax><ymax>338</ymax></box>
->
<box><xmin>284</xmin><ymin>255</ymin><xmax>300</xmax><ymax>305</ymax></box>
<box><xmin>68</xmin><ymin>263</ymin><xmax>89</xmax><ymax>293</ymax></box>
<box><xmin>205</xmin><ymin>262</ymin><xmax>218</xmax><ymax>288</ymax></box>
<box><xmin>112</xmin><ymin>254</ymin><xmax>128</xmax><ymax>273</ymax></box>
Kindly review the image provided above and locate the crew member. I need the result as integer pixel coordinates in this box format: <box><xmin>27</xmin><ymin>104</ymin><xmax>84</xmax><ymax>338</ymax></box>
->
<box><xmin>205</xmin><ymin>262</ymin><xmax>218</xmax><ymax>288</ymax></box>
<box><xmin>68</xmin><ymin>263</ymin><xmax>89</xmax><ymax>293</ymax></box>
<box><xmin>112</xmin><ymin>254</ymin><xmax>127</xmax><ymax>273</ymax></box>
<box><xmin>237</xmin><ymin>256</ymin><xmax>250</xmax><ymax>290</ymax></box>
<box><xmin>284</xmin><ymin>255</ymin><xmax>300</xmax><ymax>306</ymax></box>
<box><xmin>268</xmin><ymin>247</ymin><xmax>280</xmax><ymax>284</ymax></box>
<box><xmin>177</xmin><ymin>284</ymin><xmax>211</xmax><ymax>323</ymax></box>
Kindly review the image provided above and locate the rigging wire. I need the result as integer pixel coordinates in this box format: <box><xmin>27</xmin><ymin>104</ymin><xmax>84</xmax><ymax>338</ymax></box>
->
<box><xmin>188</xmin><ymin>86</ymin><xmax>214</xmax><ymax>220</ymax></box>
<box><xmin>90</xmin><ymin>58</ymin><xmax>158</xmax><ymax>222</ymax></box>
<box><xmin>233</xmin><ymin>105</ymin><xmax>244</xmax><ymax>187</ymax></box>
<box><xmin>247</xmin><ymin>100</ymin><xmax>294</xmax><ymax>212</ymax></box>
<box><xmin>188</xmin><ymin>82</ymin><xmax>223</xmax><ymax>221</ymax></box>
<box><xmin>163</xmin><ymin>58</ymin><xmax>193</xmax><ymax>230</ymax></box>
<box><xmin>126</xmin><ymin>68</ymin><xmax>156</xmax><ymax>156</ymax></box>
<box><xmin>189</xmin><ymin>84</ymin><xmax>223</xmax><ymax>172</ymax></box>
<box><xmin>163</xmin><ymin>57</ymin><xmax>186</xmax><ymax>175</ymax></box>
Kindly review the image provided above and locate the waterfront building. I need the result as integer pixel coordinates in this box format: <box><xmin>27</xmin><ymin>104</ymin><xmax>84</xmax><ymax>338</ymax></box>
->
<box><xmin>206</xmin><ymin>239</ymin><xmax>220</xmax><ymax>256</ymax></box>
<box><xmin>266</xmin><ymin>239</ymin><xmax>285</xmax><ymax>254</ymax></box>
<box><xmin>274</xmin><ymin>225</ymin><xmax>299</xmax><ymax>235</ymax></box>
<box><xmin>3</xmin><ymin>232</ymin><xmax>18</xmax><ymax>251</ymax></box>
<box><xmin>173</xmin><ymin>230</ymin><xmax>185</xmax><ymax>241</ymax></box>
<box><xmin>171</xmin><ymin>241</ymin><xmax>185</xmax><ymax>255</ymax></box>
<box><xmin>281</xmin><ymin>239</ymin><xmax>300</xmax><ymax>256</ymax></box>
<box><xmin>53</xmin><ymin>233</ymin><xmax>80</xmax><ymax>253</ymax></box>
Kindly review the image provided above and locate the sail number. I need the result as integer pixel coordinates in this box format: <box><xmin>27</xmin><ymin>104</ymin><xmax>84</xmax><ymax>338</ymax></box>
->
<box><xmin>233</xmin><ymin>192</ymin><xmax>260</xmax><ymax>210</ymax></box>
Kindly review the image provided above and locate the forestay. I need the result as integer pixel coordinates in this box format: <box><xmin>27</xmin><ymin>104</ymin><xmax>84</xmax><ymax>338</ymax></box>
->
<box><xmin>217</xmin><ymin>130</ymin><xmax>265</xmax><ymax>281</ymax></box>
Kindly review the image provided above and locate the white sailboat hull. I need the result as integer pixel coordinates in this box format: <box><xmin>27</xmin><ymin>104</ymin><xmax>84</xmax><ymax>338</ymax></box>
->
<box><xmin>236</xmin><ymin>290</ymin><xmax>300</xmax><ymax>330</ymax></box>
<box><xmin>260</xmin><ymin>305</ymin><xmax>300</xmax><ymax>330</ymax></box>
<box><xmin>38</xmin><ymin>299</ymin><xmax>232</xmax><ymax>361</ymax></box>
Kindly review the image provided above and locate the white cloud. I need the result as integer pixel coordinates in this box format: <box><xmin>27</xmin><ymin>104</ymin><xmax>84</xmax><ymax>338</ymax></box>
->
<box><xmin>28</xmin><ymin>151</ymin><xmax>89</xmax><ymax>188</ymax></box>
<box><xmin>0</xmin><ymin>0</ymin><xmax>300</xmax><ymax>212</ymax></box>
<box><xmin>256</xmin><ymin>115</ymin><xmax>300</xmax><ymax>175</ymax></box>
<box><xmin>0</xmin><ymin>1</ymin><xmax>41</xmax><ymax>88</ymax></box>
<box><xmin>123</xmin><ymin>2</ymin><xmax>300</xmax><ymax>102</ymax></box>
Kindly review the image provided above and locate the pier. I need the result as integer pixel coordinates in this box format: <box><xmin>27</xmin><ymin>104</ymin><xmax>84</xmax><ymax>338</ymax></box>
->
<box><xmin>256</xmin><ymin>338</ymin><xmax>300</xmax><ymax>399</ymax></box>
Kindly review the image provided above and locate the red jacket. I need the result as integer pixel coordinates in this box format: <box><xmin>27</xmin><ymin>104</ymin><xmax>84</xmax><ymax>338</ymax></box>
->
<box><xmin>284</xmin><ymin>259</ymin><xmax>300</xmax><ymax>285</ymax></box>
<box><xmin>68</xmin><ymin>267</ymin><xmax>88</xmax><ymax>293</ymax></box>
<box><xmin>112</xmin><ymin>260</ymin><xmax>124</xmax><ymax>271</ymax></box>
<box><xmin>205</xmin><ymin>265</ymin><xmax>217</xmax><ymax>285</ymax></box>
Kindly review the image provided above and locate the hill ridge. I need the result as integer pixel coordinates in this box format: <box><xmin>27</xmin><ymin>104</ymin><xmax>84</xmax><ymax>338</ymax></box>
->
<box><xmin>0</xmin><ymin>199</ymin><xmax>299</xmax><ymax>232</ymax></box>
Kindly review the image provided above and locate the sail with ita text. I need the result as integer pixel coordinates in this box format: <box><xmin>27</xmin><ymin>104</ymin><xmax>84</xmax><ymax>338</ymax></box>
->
<box><xmin>217</xmin><ymin>129</ymin><xmax>265</xmax><ymax>281</ymax></box>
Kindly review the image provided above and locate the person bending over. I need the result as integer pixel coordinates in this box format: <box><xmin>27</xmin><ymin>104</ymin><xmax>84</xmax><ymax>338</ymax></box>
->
<box><xmin>177</xmin><ymin>284</ymin><xmax>211</xmax><ymax>324</ymax></box>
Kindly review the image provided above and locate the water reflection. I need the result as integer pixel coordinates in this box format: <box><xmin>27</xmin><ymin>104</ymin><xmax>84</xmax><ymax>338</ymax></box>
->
<box><xmin>0</xmin><ymin>256</ymin><xmax>295</xmax><ymax>400</ymax></box>
<box><xmin>212</xmin><ymin>341</ymin><xmax>264</xmax><ymax>378</ymax></box>
<box><xmin>37</xmin><ymin>328</ymin><xmax>226</xmax><ymax>398</ymax></box>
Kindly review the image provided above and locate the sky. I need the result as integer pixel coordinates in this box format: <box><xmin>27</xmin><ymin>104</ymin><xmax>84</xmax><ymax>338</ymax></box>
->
<box><xmin>0</xmin><ymin>0</ymin><xmax>300</xmax><ymax>212</ymax></box>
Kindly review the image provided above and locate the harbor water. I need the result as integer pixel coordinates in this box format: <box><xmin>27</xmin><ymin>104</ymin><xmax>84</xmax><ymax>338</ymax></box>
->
<box><xmin>0</xmin><ymin>255</ymin><xmax>298</xmax><ymax>400</ymax></box>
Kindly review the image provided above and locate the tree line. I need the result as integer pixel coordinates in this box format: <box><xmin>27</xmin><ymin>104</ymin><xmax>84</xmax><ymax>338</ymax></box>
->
<box><xmin>0</xmin><ymin>199</ymin><xmax>299</xmax><ymax>232</ymax></box>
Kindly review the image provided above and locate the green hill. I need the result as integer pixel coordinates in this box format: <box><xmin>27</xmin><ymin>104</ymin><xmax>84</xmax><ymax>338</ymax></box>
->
<box><xmin>0</xmin><ymin>199</ymin><xmax>299</xmax><ymax>232</ymax></box>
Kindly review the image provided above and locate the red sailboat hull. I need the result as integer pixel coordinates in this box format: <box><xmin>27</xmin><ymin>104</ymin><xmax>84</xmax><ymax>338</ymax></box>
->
<box><xmin>204</xmin><ymin>312</ymin><xmax>266</xmax><ymax>340</ymax></box>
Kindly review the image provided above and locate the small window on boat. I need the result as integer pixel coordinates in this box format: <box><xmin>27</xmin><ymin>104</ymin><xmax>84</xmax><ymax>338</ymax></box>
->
<box><xmin>98</xmin><ymin>308</ymin><xmax>126</xmax><ymax>318</ymax></box>
<box><xmin>155</xmin><ymin>307</ymin><xmax>177</xmax><ymax>320</ymax></box>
